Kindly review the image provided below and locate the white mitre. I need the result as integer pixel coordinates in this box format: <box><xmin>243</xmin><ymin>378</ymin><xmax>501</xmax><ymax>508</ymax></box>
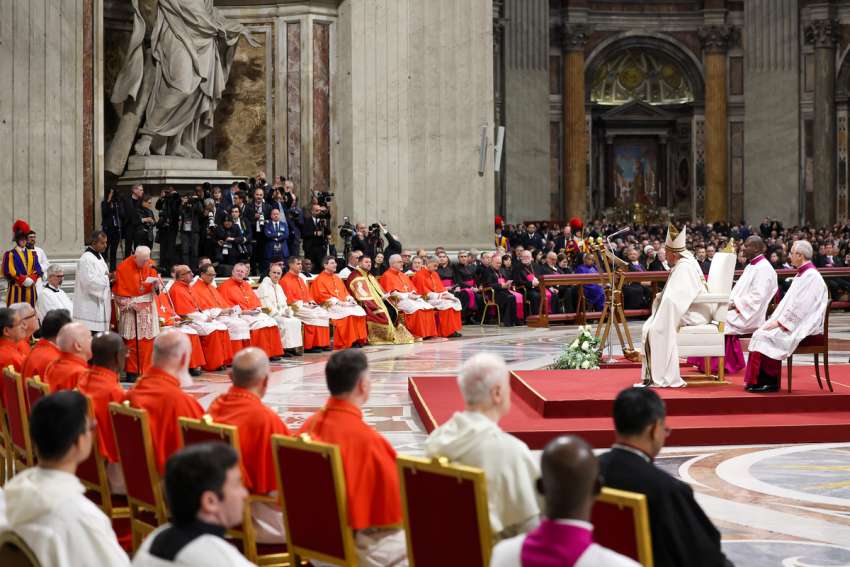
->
<box><xmin>664</xmin><ymin>223</ymin><xmax>692</xmax><ymax>259</ymax></box>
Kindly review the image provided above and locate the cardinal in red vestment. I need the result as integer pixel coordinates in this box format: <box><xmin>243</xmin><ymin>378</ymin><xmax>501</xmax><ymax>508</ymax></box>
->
<box><xmin>190</xmin><ymin>263</ymin><xmax>252</xmax><ymax>354</ymax></box>
<box><xmin>155</xmin><ymin>289</ymin><xmax>206</xmax><ymax>375</ymax></box>
<box><xmin>21</xmin><ymin>308</ymin><xmax>70</xmax><ymax>380</ymax></box>
<box><xmin>112</xmin><ymin>246</ymin><xmax>161</xmax><ymax>376</ymax></box>
<box><xmin>412</xmin><ymin>257</ymin><xmax>463</xmax><ymax>338</ymax></box>
<box><xmin>280</xmin><ymin>256</ymin><xmax>331</xmax><ymax>352</ymax></box>
<box><xmin>380</xmin><ymin>255</ymin><xmax>438</xmax><ymax>339</ymax></box>
<box><xmin>43</xmin><ymin>322</ymin><xmax>92</xmax><ymax>392</ymax></box>
<box><xmin>217</xmin><ymin>263</ymin><xmax>284</xmax><ymax>359</ymax></box>
<box><xmin>310</xmin><ymin>257</ymin><xmax>368</xmax><ymax>350</ymax></box>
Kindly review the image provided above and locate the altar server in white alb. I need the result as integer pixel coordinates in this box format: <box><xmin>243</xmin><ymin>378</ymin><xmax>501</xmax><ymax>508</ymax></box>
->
<box><xmin>425</xmin><ymin>353</ymin><xmax>540</xmax><ymax>543</ymax></box>
<box><xmin>256</xmin><ymin>264</ymin><xmax>304</xmax><ymax>354</ymax></box>
<box><xmin>36</xmin><ymin>265</ymin><xmax>74</xmax><ymax>322</ymax></box>
<box><xmin>639</xmin><ymin>224</ymin><xmax>712</xmax><ymax>388</ymax></box>
<box><xmin>744</xmin><ymin>240</ymin><xmax>828</xmax><ymax>392</ymax></box>
<box><xmin>73</xmin><ymin>230</ymin><xmax>113</xmax><ymax>333</ymax></box>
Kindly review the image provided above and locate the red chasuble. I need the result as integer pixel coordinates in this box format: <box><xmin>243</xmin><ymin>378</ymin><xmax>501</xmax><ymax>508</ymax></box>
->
<box><xmin>78</xmin><ymin>365</ymin><xmax>126</xmax><ymax>463</ymax></box>
<box><xmin>380</xmin><ymin>268</ymin><xmax>438</xmax><ymax>338</ymax></box>
<box><xmin>191</xmin><ymin>279</ymin><xmax>250</xmax><ymax>353</ymax></box>
<box><xmin>22</xmin><ymin>338</ymin><xmax>60</xmax><ymax>380</ymax></box>
<box><xmin>310</xmin><ymin>272</ymin><xmax>368</xmax><ymax>350</ymax></box>
<box><xmin>155</xmin><ymin>292</ymin><xmax>206</xmax><ymax>370</ymax></box>
<box><xmin>170</xmin><ymin>280</ymin><xmax>232</xmax><ymax>369</ymax></box>
<box><xmin>298</xmin><ymin>397</ymin><xmax>402</xmax><ymax>529</ymax></box>
<box><xmin>112</xmin><ymin>256</ymin><xmax>159</xmax><ymax>374</ymax></box>
<box><xmin>43</xmin><ymin>352</ymin><xmax>89</xmax><ymax>392</ymax></box>
<box><xmin>217</xmin><ymin>279</ymin><xmax>284</xmax><ymax>358</ymax></box>
<box><xmin>16</xmin><ymin>338</ymin><xmax>31</xmax><ymax>357</ymax></box>
<box><xmin>412</xmin><ymin>269</ymin><xmax>463</xmax><ymax>337</ymax></box>
<box><xmin>127</xmin><ymin>367</ymin><xmax>204</xmax><ymax>473</ymax></box>
<box><xmin>280</xmin><ymin>272</ymin><xmax>330</xmax><ymax>349</ymax></box>
<box><xmin>209</xmin><ymin>386</ymin><xmax>291</xmax><ymax>494</ymax></box>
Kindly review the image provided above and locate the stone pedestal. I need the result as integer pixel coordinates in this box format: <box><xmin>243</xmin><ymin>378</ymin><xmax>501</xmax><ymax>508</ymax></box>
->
<box><xmin>562</xmin><ymin>24</ymin><xmax>591</xmax><ymax>221</ymax></box>
<box><xmin>699</xmin><ymin>25</ymin><xmax>734</xmax><ymax>222</ymax></box>
<box><xmin>806</xmin><ymin>18</ymin><xmax>839</xmax><ymax>226</ymax></box>
<box><xmin>117</xmin><ymin>156</ymin><xmax>242</xmax><ymax>191</ymax></box>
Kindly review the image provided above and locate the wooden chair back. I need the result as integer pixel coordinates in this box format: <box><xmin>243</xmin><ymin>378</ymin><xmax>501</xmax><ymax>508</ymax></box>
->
<box><xmin>788</xmin><ymin>300</ymin><xmax>833</xmax><ymax>392</ymax></box>
<box><xmin>76</xmin><ymin>395</ymin><xmax>128</xmax><ymax>519</ymax></box>
<box><xmin>24</xmin><ymin>378</ymin><xmax>48</xmax><ymax>416</ymax></box>
<box><xmin>479</xmin><ymin>288</ymin><xmax>500</xmax><ymax>326</ymax></box>
<box><xmin>591</xmin><ymin>487</ymin><xmax>654</xmax><ymax>567</ymax></box>
<box><xmin>2</xmin><ymin>366</ymin><xmax>34</xmax><ymax>471</ymax></box>
<box><xmin>0</xmin><ymin>531</ymin><xmax>41</xmax><ymax>567</ymax></box>
<box><xmin>0</xmin><ymin>387</ymin><xmax>11</xmax><ymax>484</ymax></box>
<box><xmin>397</xmin><ymin>455</ymin><xmax>491</xmax><ymax>567</ymax></box>
<box><xmin>272</xmin><ymin>433</ymin><xmax>355</xmax><ymax>565</ymax></box>
<box><xmin>108</xmin><ymin>401</ymin><xmax>167</xmax><ymax>551</ymax></box>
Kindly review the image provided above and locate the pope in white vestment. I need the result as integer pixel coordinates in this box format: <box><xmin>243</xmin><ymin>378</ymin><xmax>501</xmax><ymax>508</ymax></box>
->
<box><xmin>4</xmin><ymin>467</ymin><xmax>130</xmax><ymax>567</ymax></box>
<box><xmin>744</xmin><ymin>240</ymin><xmax>828</xmax><ymax>392</ymax></box>
<box><xmin>640</xmin><ymin>224</ymin><xmax>712</xmax><ymax>388</ymax></box>
<box><xmin>73</xmin><ymin>238</ymin><xmax>113</xmax><ymax>333</ymax></box>
<box><xmin>257</xmin><ymin>272</ymin><xmax>304</xmax><ymax>350</ymax></box>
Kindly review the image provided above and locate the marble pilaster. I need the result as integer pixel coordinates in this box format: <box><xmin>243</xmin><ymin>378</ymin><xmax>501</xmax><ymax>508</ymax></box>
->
<box><xmin>806</xmin><ymin>18</ymin><xmax>839</xmax><ymax>226</ymax></box>
<box><xmin>562</xmin><ymin>23</ymin><xmax>591</xmax><ymax>221</ymax></box>
<box><xmin>287</xmin><ymin>22</ymin><xmax>303</xmax><ymax>192</ymax></box>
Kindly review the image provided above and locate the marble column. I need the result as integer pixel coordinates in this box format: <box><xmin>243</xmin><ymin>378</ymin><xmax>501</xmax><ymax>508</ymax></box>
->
<box><xmin>562</xmin><ymin>24</ymin><xmax>591</xmax><ymax>220</ymax></box>
<box><xmin>806</xmin><ymin>19</ymin><xmax>839</xmax><ymax>226</ymax></box>
<box><xmin>699</xmin><ymin>25</ymin><xmax>734</xmax><ymax>223</ymax></box>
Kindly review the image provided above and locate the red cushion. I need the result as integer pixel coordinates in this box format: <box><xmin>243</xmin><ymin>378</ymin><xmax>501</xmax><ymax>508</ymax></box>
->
<box><xmin>591</xmin><ymin>499</ymin><xmax>639</xmax><ymax>562</ymax></box>
<box><xmin>799</xmin><ymin>334</ymin><xmax>825</xmax><ymax>348</ymax></box>
<box><xmin>110</xmin><ymin>410</ymin><xmax>157</xmax><ymax>507</ymax></box>
<box><xmin>181</xmin><ymin>426</ymin><xmax>224</xmax><ymax>447</ymax></box>
<box><xmin>25</xmin><ymin>382</ymin><xmax>46</xmax><ymax>414</ymax></box>
<box><xmin>77</xmin><ymin>443</ymin><xmax>101</xmax><ymax>485</ymax></box>
<box><xmin>3</xmin><ymin>373</ymin><xmax>27</xmax><ymax>449</ymax></box>
<box><xmin>402</xmin><ymin>467</ymin><xmax>486</xmax><ymax>567</ymax></box>
<box><xmin>275</xmin><ymin>443</ymin><xmax>346</xmax><ymax>559</ymax></box>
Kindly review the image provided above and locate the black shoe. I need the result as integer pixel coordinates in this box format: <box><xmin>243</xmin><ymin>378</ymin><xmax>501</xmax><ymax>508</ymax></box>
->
<box><xmin>124</xmin><ymin>373</ymin><xmax>138</xmax><ymax>383</ymax></box>
<box><xmin>282</xmin><ymin>351</ymin><xmax>294</xmax><ymax>358</ymax></box>
<box><xmin>749</xmin><ymin>384</ymin><xmax>780</xmax><ymax>393</ymax></box>
<box><xmin>304</xmin><ymin>347</ymin><xmax>322</xmax><ymax>354</ymax></box>
<box><xmin>449</xmin><ymin>332</ymin><xmax>462</xmax><ymax>338</ymax></box>
<box><xmin>270</xmin><ymin>356</ymin><xmax>283</xmax><ymax>362</ymax></box>
<box><xmin>352</xmin><ymin>342</ymin><xmax>363</xmax><ymax>348</ymax></box>
<box><xmin>189</xmin><ymin>367</ymin><xmax>202</xmax><ymax>377</ymax></box>
<box><xmin>321</xmin><ymin>346</ymin><xmax>332</xmax><ymax>352</ymax></box>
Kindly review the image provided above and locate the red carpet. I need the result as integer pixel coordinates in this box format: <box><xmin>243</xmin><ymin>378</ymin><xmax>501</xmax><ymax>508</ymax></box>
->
<box><xmin>409</xmin><ymin>364</ymin><xmax>850</xmax><ymax>449</ymax></box>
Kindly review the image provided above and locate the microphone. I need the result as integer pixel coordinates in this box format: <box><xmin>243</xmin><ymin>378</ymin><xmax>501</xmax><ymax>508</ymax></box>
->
<box><xmin>606</xmin><ymin>227</ymin><xmax>631</xmax><ymax>240</ymax></box>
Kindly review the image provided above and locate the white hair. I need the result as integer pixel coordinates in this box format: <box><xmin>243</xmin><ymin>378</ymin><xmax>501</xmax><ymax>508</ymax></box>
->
<box><xmin>46</xmin><ymin>264</ymin><xmax>64</xmax><ymax>277</ymax></box>
<box><xmin>389</xmin><ymin>254</ymin><xmax>402</xmax><ymax>264</ymax></box>
<box><xmin>135</xmin><ymin>245</ymin><xmax>151</xmax><ymax>257</ymax></box>
<box><xmin>457</xmin><ymin>353</ymin><xmax>508</xmax><ymax>407</ymax></box>
<box><xmin>793</xmin><ymin>240</ymin><xmax>813</xmax><ymax>260</ymax></box>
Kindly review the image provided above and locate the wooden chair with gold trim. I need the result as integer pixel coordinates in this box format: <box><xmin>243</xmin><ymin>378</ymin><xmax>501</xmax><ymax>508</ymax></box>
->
<box><xmin>108</xmin><ymin>401</ymin><xmax>168</xmax><ymax>551</ymax></box>
<box><xmin>24</xmin><ymin>377</ymin><xmax>48</xmax><ymax>416</ymax></box>
<box><xmin>0</xmin><ymin>530</ymin><xmax>41</xmax><ymax>567</ymax></box>
<box><xmin>479</xmin><ymin>288</ymin><xmax>501</xmax><ymax>326</ymax></box>
<box><xmin>397</xmin><ymin>455</ymin><xmax>492</xmax><ymax>567</ymax></box>
<box><xmin>591</xmin><ymin>487</ymin><xmax>654</xmax><ymax>567</ymax></box>
<box><xmin>787</xmin><ymin>300</ymin><xmax>833</xmax><ymax>393</ymax></box>
<box><xmin>178</xmin><ymin>415</ymin><xmax>290</xmax><ymax>566</ymax></box>
<box><xmin>2</xmin><ymin>366</ymin><xmax>35</xmax><ymax>475</ymax></box>
<box><xmin>0</xmin><ymin>385</ymin><xmax>11</xmax><ymax>485</ymax></box>
<box><xmin>272</xmin><ymin>433</ymin><xmax>357</xmax><ymax>566</ymax></box>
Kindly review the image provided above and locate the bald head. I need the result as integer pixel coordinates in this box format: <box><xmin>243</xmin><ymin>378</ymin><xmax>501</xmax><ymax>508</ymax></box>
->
<box><xmin>134</xmin><ymin>246</ymin><xmax>151</xmax><ymax>267</ymax></box>
<box><xmin>91</xmin><ymin>332</ymin><xmax>127</xmax><ymax>371</ymax></box>
<box><xmin>56</xmin><ymin>322</ymin><xmax>93</xmax><ymax>361</ymax></box>
<box><xmin>152</xmin><ymin>330</ymin><xmax>191</xmax><ymax>373</ymax></box>
<box><xmin>539</xmin><ymin>435</ymin><xmax>599</xmax><ymax>520</ymax></box>
<box><xmin>230</xmin><ymin>347</ymin><xmax>270</xmax><ymax>389</ymax></box>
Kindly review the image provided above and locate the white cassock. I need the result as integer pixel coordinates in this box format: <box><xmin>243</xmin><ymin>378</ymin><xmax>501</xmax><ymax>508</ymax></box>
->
<box><xmin>4</xmin><ymin>468</ymin><xmax>130</xmax><ymax>567</ymax></box>
<box><xmin>424</xmin><ymin>411</ymin><xmax>540</xmax><ymax>542</ymax></box>
<box><xmin>491</xmin><ymin>523</ymin><xmax>641</xmax><ymax>567</ymax></box>
<box><xmin>425</xmin><ymin>291</ymin><xmax>462</xmax><ymax>312</ymax></box>
<box><xmin>727</xmin><ymin>255</ymin><xmax>777</xmax><ymax>335</ymax></box>
<box><xmin>73</xmin><ymin>249</ymin><xmax>112</xmax><ymax>333</ymax></box>
<box><xmin>391</xmin><ymin>291</ymin><xmax>435</xmax><ymax>315</ymax></box>
<box><xmin>641</xmin><ymin>254</ymin><xmax>712</xmax><ymax>388</ymax></box>
<box><xmin>256</xmin><ymin>277</ymin><xmax>304</xmax><ymax>349</ymax></box>
<box><xmin>748</xmin><ymin>263</ymin><xmax>828</xmax><ymax>360</ymax></box>
<box><xmin>325</xmin><ymin>296</ymin><xmax>367</xmax><ymax>320</ymax></box>
<box><xmin>132</xmin><ymin>524</ymin><xmax>254</xmax><ymax>567</ymax></box>
<box><xmin>33</xmin><ymin>245</ymin><xmax>49</xmax><ymax>293</ymax></box>
<box><xmin>36</xmin><ymin>284</ymin><xmax>73</xmax><ymax>322</ymax></box>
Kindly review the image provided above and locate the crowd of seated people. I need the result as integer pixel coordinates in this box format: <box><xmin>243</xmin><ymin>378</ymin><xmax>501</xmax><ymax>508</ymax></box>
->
<box><xmin>0</xmin><ymin>344</ymin><xmax>732</xmax><ymax>567</ymax></box>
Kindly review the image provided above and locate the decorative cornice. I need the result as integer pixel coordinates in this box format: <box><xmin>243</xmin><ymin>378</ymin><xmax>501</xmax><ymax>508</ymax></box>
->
<box><xmin>805</xmin><ymin>19</ymin><xmax>840</xmax><ymax>49</ymax></box>
<box><xmin>698</xmin><ymin>25</ymin><xmax>737</xmax><ymax>54</ymax></box>
<box><xmin>562</xmin><ymin>23</ymin><xmax>592</xmax><ymax>52</ymax></box>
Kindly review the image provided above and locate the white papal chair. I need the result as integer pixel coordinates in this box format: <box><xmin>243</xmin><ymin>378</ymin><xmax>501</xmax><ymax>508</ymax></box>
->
<box><xmin>676</xmin><ymin>251</ymin><xmax>737</xmax><ymax>383</ymax></box>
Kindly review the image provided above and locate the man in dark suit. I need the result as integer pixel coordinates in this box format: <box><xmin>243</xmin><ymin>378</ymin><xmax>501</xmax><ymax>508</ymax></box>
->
<box><xmin>122</xmin><ymin>184</ymin><xmax>144</xmax><ymax>258</ymax></box>
<box><xmin>244</xmin><ymin>188</ymin><xmax>272</xmax><ymax>275</ymax></box>
<box><xmin>512</xmin><ymin>249</ymin><xmax>541</xmax><ymax>315</ymax></box>
<box><xmin>599</xmin><ymin>388</ymin><xmax>733</xmax><ymax>567</ymax></box>
<box><xmin>302</xmin><ymin>203</ymin><xmax>330</xmax><ymax>274</ymax></box>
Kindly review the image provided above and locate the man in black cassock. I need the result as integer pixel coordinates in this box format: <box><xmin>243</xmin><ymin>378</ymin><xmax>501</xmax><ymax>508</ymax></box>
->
<box><xmin>598</xmin><ymin>388</ymin><xmax>734</xmax><ymax>567</ymax></box>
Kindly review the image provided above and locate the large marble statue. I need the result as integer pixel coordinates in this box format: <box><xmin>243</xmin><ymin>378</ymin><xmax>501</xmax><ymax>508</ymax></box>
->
<box><xmin>107</xmin><ymin>0</ymin><xmax>258</xmax><ymax>171</ymax></box>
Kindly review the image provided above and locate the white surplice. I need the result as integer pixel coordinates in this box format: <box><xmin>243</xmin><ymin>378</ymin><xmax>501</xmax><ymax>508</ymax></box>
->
<box><xmin>424</xmin><ymin>411</ymin><xmax>540</xmax><ymax>541</ymax></box>
<box><xmin>73</xmin><ymin>249</ymin><xmax>112</xmax><ymax>333</ymax></box>
<box><xmin>325</xmin><ymin>296</ymin><xmax>367</xmax><ymax>320</ymax></box>
<box><xmin>36</xmin><ymin>284</ymin><xmax>73</xmax><ymax>322</ymax></box>
<box><xmin>425</xmin><ymin>291</ymin><xmax>462</xmax><ymax>312</ymax></box>
<box><xmin>290</xmin><ymin>299</ymin><xmax>331</xmax><ymax>327</ymax></box>
<box><xmin>4</xmin><ymin>467</ymin><xmax>130</xmax><ymax>567</ymax></box>
<box><xmin>391</xmin><ymin>291</ymin><xmax>435</xmax><ymax>314</ymax></box>
<box><xmin>256</xmin><ymin>277</ymin><xmax>304</xmax><ymax>349</ymax></box>
<box><xmin>640</xmin><ymin>254</ymin><xmax>712</xmax><ymax>387</ymax></box>
<box><xmin>727</xmin><ymin>256</ymin><xmax>777</xmax><ymax>335</ymax></box>
<box><xmin>748</xmin><ymin>263</ymin><xmax>828</xmax><ymax>361</ymax></box>
<box><xmin>132</xmin><ymin>524</ymin><xmax>254</xmax><ymax>567</ymax></box>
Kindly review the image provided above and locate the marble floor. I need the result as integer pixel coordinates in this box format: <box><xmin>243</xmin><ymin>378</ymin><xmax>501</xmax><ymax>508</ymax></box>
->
<box><xmin>185</xmin><ymin>315</ymin><xmax>850</xmax><ymax>566</ymax></box>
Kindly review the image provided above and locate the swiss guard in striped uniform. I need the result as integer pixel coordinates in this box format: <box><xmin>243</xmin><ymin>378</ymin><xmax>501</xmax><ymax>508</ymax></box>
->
<box><xmin>3</xmin><ymin>220</ymin><xmax>43</xmax><ymax>306</ymax></box>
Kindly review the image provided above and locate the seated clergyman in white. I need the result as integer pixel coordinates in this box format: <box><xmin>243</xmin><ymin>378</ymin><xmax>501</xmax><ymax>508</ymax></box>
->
<box><xmin>35</xmin><ymin>264</ymin><xmax>74</xmax><ymax>322</ymax></box>
<box><xmin>424</xmin><ymin>352</ymin><xmax>540</xmax><ymax>542</ymax></box>
<box><xmin>639</xmin><ymin>224</ymin><xmax>712</xmax><ymax>388</ymax></box>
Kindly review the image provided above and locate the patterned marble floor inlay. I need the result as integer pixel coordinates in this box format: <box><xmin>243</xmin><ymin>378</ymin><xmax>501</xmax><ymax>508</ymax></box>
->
<box><xmin>183</xmin><ymin>318</ymin><xmax>850</xmax><ymax>566</ymax></box>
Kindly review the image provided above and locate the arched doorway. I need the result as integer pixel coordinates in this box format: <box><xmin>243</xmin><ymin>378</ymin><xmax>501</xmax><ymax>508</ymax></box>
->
<box><xmin>584</xmin><ymin>35</ymin><xmax>705</xmax><ymax>221</ymax></box>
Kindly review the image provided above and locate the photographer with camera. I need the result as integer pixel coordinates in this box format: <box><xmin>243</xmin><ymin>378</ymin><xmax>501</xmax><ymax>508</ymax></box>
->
<box><xmin>178</xmin><ymin>191</ymin><xmax>204</xmax><ymax>270</ymax></box>
<box><xmin>214</xmin><ymin>214</ymin><xmax>251</xmax><ymax>269</ymax></box>
<box><xmin>245</xmin><ymin>188</ymin><xmax>272</xmax><ymax>275</ymax></box>
<box><xmin>156</xmin><ymin>186</ymin><xmax>182</xmax><ymax>273</ymax></box>
<box><xmin>303</xmin><ymin>203</ymin><xmax>331</xmax><ymax>275</ymax></box>
<box><xmin>101</xmin><ymin>188</ymin><xmax>124</xmax><ymax>270</ymax></box>
<box><xmin>338</xmin><ymin>217</ymin><xmax>356</xmax><ymax>259</ymax></box>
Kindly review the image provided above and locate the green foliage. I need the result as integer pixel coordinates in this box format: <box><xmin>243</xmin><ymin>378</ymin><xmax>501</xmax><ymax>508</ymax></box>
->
<box><xmin>551</xmin><ymin>325</ymin><xmax>602</xmax><ymax>370</ymax></box>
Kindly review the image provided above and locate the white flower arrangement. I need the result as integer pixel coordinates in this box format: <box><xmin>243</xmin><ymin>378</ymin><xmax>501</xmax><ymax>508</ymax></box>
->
<box><xmin>551</xmin><ymin>325</ymin><xmax>602</xmax><ymax>370</ymax></box>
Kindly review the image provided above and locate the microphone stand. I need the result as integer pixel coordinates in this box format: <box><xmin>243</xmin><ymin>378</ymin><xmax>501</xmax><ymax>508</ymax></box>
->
<box><xmin>603</xmin><ymin>226</ymin><xmax>630</xmax><ymax>365</ymax></box>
